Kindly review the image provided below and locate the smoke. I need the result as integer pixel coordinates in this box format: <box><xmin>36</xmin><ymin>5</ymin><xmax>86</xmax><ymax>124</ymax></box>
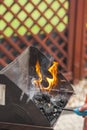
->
<box><xmin>25</xmin><ymin>78</ymin><xmax>40</xmax><ymax>102</ymax></box>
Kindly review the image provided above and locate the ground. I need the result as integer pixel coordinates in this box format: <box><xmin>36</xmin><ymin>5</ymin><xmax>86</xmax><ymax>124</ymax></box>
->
<box><xmin>55</xmin><ymin>79</ymin><xmax>87</xmax><ymax>130</ymax></box>
<box><xmin>54</xmin><ymin>112</ymin><xmax>84</xmax><ymax>130</ymax></box>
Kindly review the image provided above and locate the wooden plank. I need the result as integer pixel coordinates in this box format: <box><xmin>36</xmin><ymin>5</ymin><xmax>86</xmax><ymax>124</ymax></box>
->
<box><xmin>73</xmin><ymin>0</ymin><xmax>85</xmax><ymax>82</ymax></box>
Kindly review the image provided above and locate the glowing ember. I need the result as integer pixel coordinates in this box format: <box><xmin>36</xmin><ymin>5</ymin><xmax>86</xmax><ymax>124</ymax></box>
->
<box><xmin>34</xmin><ymin>60</ymin><xmax>58</xmax><ymax>91</ymax></box>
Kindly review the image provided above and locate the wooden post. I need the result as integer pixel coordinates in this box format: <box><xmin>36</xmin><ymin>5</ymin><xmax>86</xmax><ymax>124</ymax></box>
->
<box><xmin>73</xmin><ymin>0</ymin><xmax>85</xmax><ymax>82</ymax></box>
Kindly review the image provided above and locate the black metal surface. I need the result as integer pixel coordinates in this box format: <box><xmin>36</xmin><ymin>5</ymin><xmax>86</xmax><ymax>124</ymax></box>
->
<box><xmin>0</xmin><ymin>75</ymin><xmax>28</xmax><ymax>105</ymax></box>
<box><xmin>0</xmin><ymin>75</ymin><xmax>50</xmax><ymax>127</ymax></box>
<box><xmin>0</xmin><ymin>104</ymin><xmax>33</xmax><ymax>125</ymax></box>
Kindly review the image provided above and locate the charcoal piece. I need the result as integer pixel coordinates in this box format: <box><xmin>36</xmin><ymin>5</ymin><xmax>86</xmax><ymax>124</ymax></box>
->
<box><xmin>33</xmin><ymin>93</ymin><xmax>43</xmax><ymax>102</ymax></box>
<box><xmin>33</xmin><ymin>93</ymin><xmax>51</xmax><ymax>103</ymax></box>
<box><xmin>42</xmin><ymin>93</ymin><xmax>51</xmax><ymax>102</ymax></box>
<box><xmin>43</xmin><ymin>105</ymin><xmax>54</xmax><ymax>114</ymax></box>
<box><xmin>55</xmin><ymin>100</ymin><xmax>65</xmax><ymax>108</ymax></box>
<box><xmin>53</xmin><ymin>95</ymin><xmax>68</xmax><ymax>107</ymax></box>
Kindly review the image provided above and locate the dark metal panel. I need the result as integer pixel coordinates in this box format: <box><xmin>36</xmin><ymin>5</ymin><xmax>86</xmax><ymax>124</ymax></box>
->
<box><xmin>0</xmin><ymin>75</ymin><xmax>50</xmax><ymax>127</ymax></box>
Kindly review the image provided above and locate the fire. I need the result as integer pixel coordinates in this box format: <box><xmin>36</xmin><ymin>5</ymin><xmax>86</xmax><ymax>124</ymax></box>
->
<box><xmin>34</xmin><ymin>60</ymin><xmax>58</xmax><ymax>91</ymax></box>
<box><xmin>45</xmin><ymin>61</ymin><xmax>58</xmax><ymax>91</ymax></box>
<box><xmin>34</xmin><ymin>60</ymin><xmax>43</xmax><ymax>87</ymax></box>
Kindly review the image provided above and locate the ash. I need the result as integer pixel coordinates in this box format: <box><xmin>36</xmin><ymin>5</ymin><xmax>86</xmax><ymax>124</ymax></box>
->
<box><xmin>33</xmin><ymin>92</ymin><xmax>67</xmax><ymax>125</ymax></box>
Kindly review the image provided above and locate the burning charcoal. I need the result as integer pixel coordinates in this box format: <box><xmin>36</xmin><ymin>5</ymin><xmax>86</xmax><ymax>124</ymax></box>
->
<box><xmin>56</xmin><ymin>95</ymin><xmax>67</xmax><ymax>104</ymax></box>
<box><xmin>43</xmin><ymin>105</ymin><xmax>54</xmax><ymax>114</ymax></box>
<box><xmin>33</xmin><ymin>93</ymin><xmax>44</xmax><ymax>106</ymax></box>
<box><xmin>33</xmin><ymin>91</ymin><xmax>64</xmax><ymax>124</ymax></box>
<box><xmin>33</xmin><ymin>93</ymin><xmax>51</xmax><ymax>103</ymax></box>
<box><xmin>33</xmin><ymin>90</ymin><xmax>71</xmax><ymax>125</ymax></box>
<box><xmin>56</xmin><ymin>101</ymin><xmax>64</xmax><ymax>108</ymax></box>
<box><xmin>33</xmin><ymin>92</ymin><xmax>43</xmax><ymax>102</ymax></box>
<box><xmin>54</xmin><ymin>106</ymin><xmax>59</xmax><ymax>112</ymax></box>
<box><xmin>42</xmin><ymin>93</ymin><xmax>51</xmax><ymax>103</ymax></box>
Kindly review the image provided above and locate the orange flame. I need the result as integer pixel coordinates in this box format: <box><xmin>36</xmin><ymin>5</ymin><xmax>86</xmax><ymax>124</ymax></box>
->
<box><xmin>34</xmin><ymin>60</ymin><xmax>43</xmax><ymax>87</ymax></box>
<box><xmin>34</xmin><ymin>60</ymin><xmax>58</xmax><ymax>92</ymax></box>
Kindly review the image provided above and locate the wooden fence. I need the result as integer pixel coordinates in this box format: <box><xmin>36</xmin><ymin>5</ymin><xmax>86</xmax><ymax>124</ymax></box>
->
<box><xmin>0</xmin><ymin>0</ymin><xmax>87</xmax><ymax>82</ymax></box>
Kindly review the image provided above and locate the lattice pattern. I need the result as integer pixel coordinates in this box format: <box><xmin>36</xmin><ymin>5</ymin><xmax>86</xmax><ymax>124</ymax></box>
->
<box><xmin>0</xmin><ymin>0</ymin><xmax>69</xmax><ymax>74</ymax></box>
<box><xmin>0</xmin><ymin>0</ymin><xmax>68</xmax><ymax>36</ymax></box>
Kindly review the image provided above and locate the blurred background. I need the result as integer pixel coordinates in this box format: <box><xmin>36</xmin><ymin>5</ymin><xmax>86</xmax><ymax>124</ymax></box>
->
<box><xmin>0</xmin><ymin>0</ymin><xmax>87</xmax><ymax>130</ymax></box>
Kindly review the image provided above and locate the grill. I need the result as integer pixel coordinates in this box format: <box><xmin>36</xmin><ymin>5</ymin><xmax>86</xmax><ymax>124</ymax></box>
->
<box><xmin>0</xmin><ymin>46</ymin><xmax>74</xmax><ymax>130</ymax></box>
